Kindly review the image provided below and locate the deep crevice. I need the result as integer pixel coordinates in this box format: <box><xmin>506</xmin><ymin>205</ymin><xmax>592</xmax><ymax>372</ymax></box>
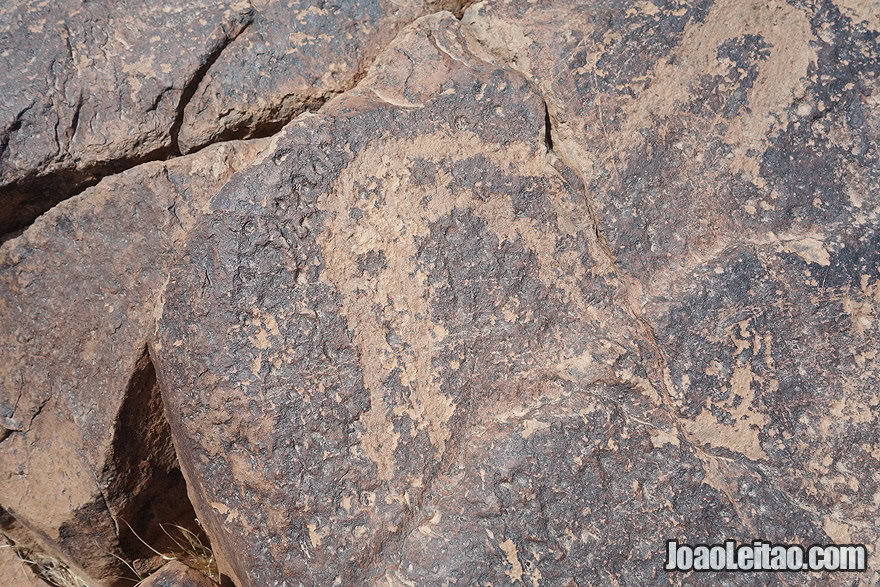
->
<box><xmin>168</xmin><ymin>18</ymin><xmax>255</xmax><ymax>156</ymax></box>
<box><xmin>543</xmin><ymin>99</ymin><xmax>555</xmax><ymax>154</ymax></box>
<box><xmin>0</xmin><ymin>14</ymin><xmax>256</xmax><ymax>242</ymax></box>
<box><xmin>0</xmin><ymin>4</ymin><xmax>475</xmax><ymax>242</ymax></box>
<box><xmin>107</xmin><ymin>346</ymin><xmax>216</xmax><ymax>581</ymax></box>
<box><xmin>0</xmin><ymin>347</ymin><xmax>220</xmax><ymax>585</ymax></box>
<box><xmin>0</xmin><ymin>8</ymin><xmax>361</xmax><ymax>241</ymax></box>
<box><xmin>0</xmin><ymin>145</ymin><xmax>177</xmax><ymax>241</ymax></box>
<box><xmin>181</xmin><ymin>89</ymin><xmax>340</xmax><ymax>158</ymax></box>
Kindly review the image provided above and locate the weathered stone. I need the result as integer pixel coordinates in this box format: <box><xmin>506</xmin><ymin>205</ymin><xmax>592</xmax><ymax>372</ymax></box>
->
<box><xmin>3</xmin><ymin>0</ymin><xmax>879</xmax><ymax>584</ymax></box>
<box><xmin>153</xmin><ymin>12</ymin><xmax>666</xmax><ymax>584</ymax></box>
<box><xmin>464</xmin><ymin>0</ymin><xmax>880</xmax><ymax>289</ymax></box>
<box><xmin>0</xmin><ymin>0</ymin><xmax>256</xmax><ymax>235</ymax></box>
<box><xmin>140</xmin><ymin>560</ymin><xmax>217</xmax><ymax>587</ymax></box>
<box><xmin>389</xmin><ymin>395</ymin><xmax>839</xmax><ymax>585</ymax></box>
<box><xmin>149</xmin><ymin>9</ymin><xmax>864</xmax><ymax>584</ymax></box>
<box><xmin>0</xmin><ymin>139</ymin><xmax>268</xmax><ymax>585</ymax></box>
<box><xmin>463</xmin><ymin>0</ymin><xmax>880</xmax><ymax>578</ymax></box>
<box><xmin>0</xmin><ymin>0</ymin><xmax>469</xmax><ymax>236</ymax></box>
<box><xmin>177</xmin><ymin>0</ymin><xmax>471</xmax><ymax>154</ymax></box>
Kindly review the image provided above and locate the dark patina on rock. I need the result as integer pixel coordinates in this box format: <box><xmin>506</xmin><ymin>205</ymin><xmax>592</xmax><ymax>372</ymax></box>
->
<box><xmin>464</xmin><ymin>0</ymin><xmax>880</xmax><ymax>581</ymax></box>
<box><xmin>0</xmin><ymin>0</ymin><xmax>467</xmax><ymax>237</ymax></box>
<box><xmin>177</xmin><ymin>0</ymin><xmax>471</xmax><ymax>154</ymax></box>
<box><xmin>0</xmin><ymin>0</ymin><xmax>877</xmax><ymax>584</ymax></box>
<box><xmin>153</xmin><ymin>12</ymin><xmax>667</xmax><ymax>585</ymax></box>
<box><xmin>149</xmin><ymin>8</ymin><xmax>867</xmax><ymax>584</ymax></box>
<box><xmin>0</xmin><ymin>0</ymin><xmax>256</xmax><ymax>235</ymax></box>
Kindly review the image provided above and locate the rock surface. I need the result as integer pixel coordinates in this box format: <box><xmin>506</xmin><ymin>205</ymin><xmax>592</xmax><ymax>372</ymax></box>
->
<box><xmin>0</xmin><ymin>139</ymin><xmax>267</xmax><ymax>585</ymax></box>
<box><xmin>464</xmin><ymin>0</ymin><xmax>880</xmax><ymax>572</ymax></box>
<box><xmin>1</xmin><ymin>0</ymin><xmax>879</xmax><ymax>585</ymax></box>
<box><xmin>178</xmin><ymin>0</ymin><xmax>469</xmax><ymax>154</ymax></box>
<box><xmin>154</xmin><ymin>13</ymin><xmax>646</xmax><ymax>583</ymax></box>
<box><xmin>0</xmin><ymin>0</ymin><xmax>255</xmax><ymax>235</ymax></box>
<box><xmin>152</xmin><ymin>4</ymin><xmax>880</xmax><ymax>583</ymax></box>
<box><xmin>0</xmin><ymin>0</ymin><xmax>467</xmax><ymax>236</ymax></box>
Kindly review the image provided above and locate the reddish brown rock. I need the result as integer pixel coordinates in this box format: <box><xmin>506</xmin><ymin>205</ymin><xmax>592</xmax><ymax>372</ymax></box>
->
<box><xmin>463</xmin><ymin>0</ymin><xmax>880</xmax><ymax>290</ymax></box>
<box><xmin>463</xmin><ymin>0</ymin><xmax>880</xmax><ymax>578</ymax></box>
<box><xmin>178</xmin><ymin>0</ymin><xmax>471</xmax><ymax>154</ymax></box>
<box><xmin>2</xmin><ymin>0</ymin><xmax>878</xmax><ymax>584</ymax></box>
<box><xmin>0</xmin><ymin>139</ymin><xmax>268</xmax><ymax>585</ymax></box>
<box><xmin>0</xmin><ymin>0</ymin><xmax>256</xmax><ymax>235</ymax></box>
<box><xmin>152</xmin><ymin>10</ymin><xmax>856</xmax><ymax>584</ymax></box>
<box><xmin>140</xmin><ymin>560</ymin><xmax>217</xmax><ymax>587</ymax></box>
<box><xmin>0</xmin><ymin>0</ymin><xmax>467</xmax><ymax>236</ymax></box>
<box><xmin>153</xmin><ymin>12</ymin><xmax>660</xmax><ymax>584</ymax></box>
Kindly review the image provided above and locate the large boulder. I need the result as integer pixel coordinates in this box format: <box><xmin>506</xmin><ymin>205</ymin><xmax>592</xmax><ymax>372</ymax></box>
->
<box><xmin>1</xmin><ymin>0</ymin><xmax>877</xmax><ymax>584</ymax></box>
<box><xmin>152</xmin><ymin>8</ymin><xmax>876</xmax><ymax>583</ymax></box>
<box><xmin>0</xmin><ymin>0</ymin><xmax>255</xmax><ymax>235</ymax></box>
<box><xmin>153</xmin><ymin>12</ymin><xmax>653</xmax><ymax>584</ymax></box>
<box><xmin>0</xmin><ymin>138</ymin><xmax>268</xmax><ymax>585</ymax></box>
<box><xmin>463</xmin><ymin>0</ymin><xmax>880</xmax><ymax>577</ymax></box>
<box><xmin>0</xmin><ymin>0</ymin><xmax>466</xmax><ymax>236</ymax></box>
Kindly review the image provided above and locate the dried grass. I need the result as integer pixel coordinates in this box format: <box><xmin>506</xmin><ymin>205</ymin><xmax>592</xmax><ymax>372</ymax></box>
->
<box><xmin>157</xmin><ymin>523</ymin><xmax>218</xmax><ymax>582</ymax></box>
<box><xmin>1</xmin><ymin>517</ymin><xmax>218</xmax><ymax>587</ymax></box>
<box><xmin>2</xmin><ymin>541</ymin><xmax>90</xmax><ymax>587</ymax></box>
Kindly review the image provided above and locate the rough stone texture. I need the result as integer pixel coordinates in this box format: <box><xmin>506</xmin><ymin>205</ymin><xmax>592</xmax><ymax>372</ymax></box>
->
<box><xmin>140</xmin><ymin>560</ymin><xmax>217</xmax><ymax>587</ymax></box>
<box><xmin>463</xmin><ymin>0</ymin><xmax>880</xmax><ymax>580</ymax></box>
<box><xmin>0</xmin><ymin>0</ymin><xmax>256</xmax><ymax>235</ymax></box>
<box><xmin>177</xmin><ymin>0</ymin><xmax>470</xmax><ymax>154</ymax></box>
<box><xmin>154</xmin><ymin>12</ymin><xmax>650</xmax><ymax>584</ymax></box>
<box><xmin>0</xmin><ymin>138</ymin><xmax>267</xmax><ymax>585</ymax></box>
<box><xmin>2</xmin><ymin>0</ymin><xmax>879</xmax><ymax>585</ymax></box>
<box><xmin>0</xmin><ymin>0</ymin><xmax>466</xmax><ymax>236</ymax></box>
<box><xmin>150</xmin><ymin>7</ymin><xmax>880</xmax><ymax>583</ymax></box>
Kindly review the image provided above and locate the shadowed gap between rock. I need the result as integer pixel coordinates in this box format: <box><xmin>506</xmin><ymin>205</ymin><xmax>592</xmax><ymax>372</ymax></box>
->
<box><xmin>106</xmin><ymin>345</ymin><xmax>219</xmax><ymax>581</ymax></box>
<box><xmin>0</xmin><ymin>345</ymin><xmax>221</xmax><ymax>585</ymax></box>
<box><xmin>0</xmin><ymin>13</ymin><xmax>256</xmax><ymax>242</ymax></box>
<box><xmin>543</xmin><ymin>99</ymin><xmax>555</xmax><ymax>154</ymax></box>
<box><xmin>0</xmin><ymin>149</ymin><xmax>175</xmax><ymax>244</ymax></box>
<box><xmin>167</xmin><ymin>18</ymin><xmax>255</xmax><ymax>157</ymax></box>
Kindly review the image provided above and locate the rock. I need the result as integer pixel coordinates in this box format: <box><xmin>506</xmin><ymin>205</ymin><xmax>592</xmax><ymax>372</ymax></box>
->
<box><xmin>0</xmin><ymin>138</ymin><xmax>268</xmax><ymax>585</ymax></box>
<box><xmin>177</xmin><ymin>0</ymin><xmax>470</xmax><ymax>154</ymax></box>
<box><xmin>151</xmin><ymin>10</ymin><xmax>841</xmax><ymax>585</ymax></box>
<box><xmin>463</xmin><ymin>0</ymin><xmax>880</xmax><ymax>573</ymax></box>
<box><xmin>0</xmin><ymin>0</ymin><xmax>256</xmax><ymax>235</ymax></box>
<box><xmin>3</xmin><ymin>0</ymin><xmax>879</xmax><ymax>584</ymax></box>
<box><xmin>463</xmin><ymin>0</ymin><xmax>880</xmax><ymax>289</ymax></box>
<box><xmin>148</xmin><ymin>2</ymin><xmax>880</xmax><ymax>583</ymax></box>
<box><xmin>140</xmin><ymin>560</ymin><xmax>217</xmax><ymax>587</ymax></box>
<box><xmin>646</xmin><ymin>240</ymin><xmax>880</xmax><ymax>560</ymax></box>
<box><xmin>152</xmin><ymin>11</ymin><xmax>656</xmax><ymax>584</ymax></box>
